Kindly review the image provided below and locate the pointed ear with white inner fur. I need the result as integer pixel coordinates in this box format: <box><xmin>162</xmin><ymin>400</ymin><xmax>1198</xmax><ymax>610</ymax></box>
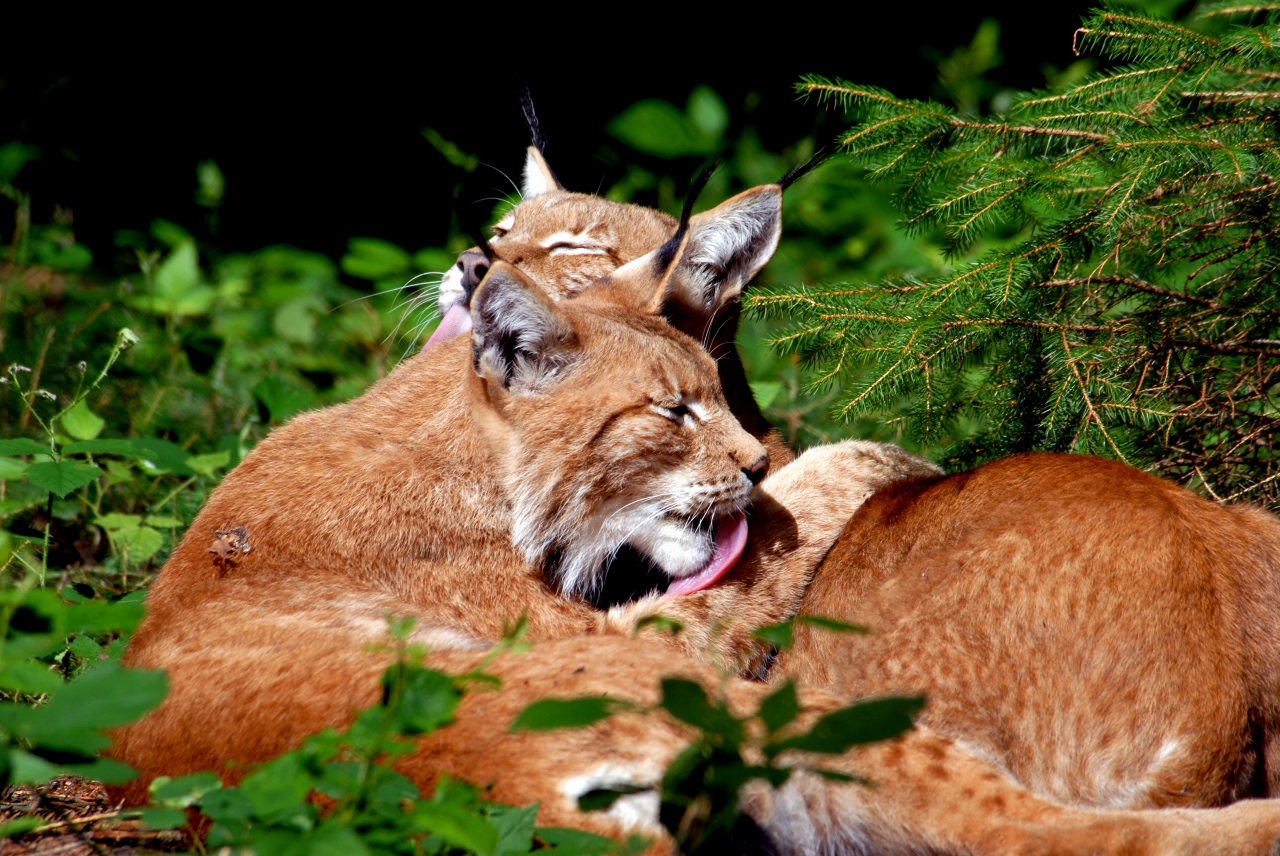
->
<box><xmin>471</xmin><ymin>262</ymin><xmax>578</xmax><ymax>393</ymax></box>
<box><xmin>522</xmin><ymin>146</ymin><xmax>564</xmax><ymax>198</ymax></box>
<box><xmin>649</xmin><ymin>185</ymin><xmax>782</xmax><ymax>338</ymax></box>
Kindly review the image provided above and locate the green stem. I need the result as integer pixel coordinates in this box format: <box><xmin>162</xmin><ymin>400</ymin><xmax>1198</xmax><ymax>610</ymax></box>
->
<box><xmin>149</xmin><ymin>476</ymin><xmax>197</xmax><ymax>513</ymax></box>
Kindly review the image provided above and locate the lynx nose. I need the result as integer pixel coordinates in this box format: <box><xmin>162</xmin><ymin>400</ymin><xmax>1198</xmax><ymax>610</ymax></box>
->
<box><xmin>457</xmin><ymin>250</ymin><xmax>491</xmax><ymax>302</ymax></box>
<box><xmin>743</xmin><ymin>453</ymin><xmax>769</xmax><ymax>486</ymax></box>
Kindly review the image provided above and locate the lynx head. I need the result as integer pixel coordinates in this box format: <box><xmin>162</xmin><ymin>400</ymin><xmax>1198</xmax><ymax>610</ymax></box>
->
<box><xmin>467</xmin><ymin>258</ymin><xmax>769</xmax><ymax>601</ymax></box>
<box><xmin>430</xmin><ymin>147</ymin><xmax>677</xmax><ymax>343</ymax></box>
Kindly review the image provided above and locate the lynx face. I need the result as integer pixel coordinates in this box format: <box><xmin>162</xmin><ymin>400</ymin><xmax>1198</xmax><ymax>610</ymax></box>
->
<box><xmin>469</xmin><ymin>262</ymin><xmax>770</xmax><ymax>599</ymax></box>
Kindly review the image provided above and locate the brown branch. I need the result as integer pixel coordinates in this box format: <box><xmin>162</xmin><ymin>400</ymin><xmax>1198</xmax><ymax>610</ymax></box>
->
<box><xmin>1036</xmin><ymin>276</ymin><xmax>1221</xmax><ymax>309</ymax></box>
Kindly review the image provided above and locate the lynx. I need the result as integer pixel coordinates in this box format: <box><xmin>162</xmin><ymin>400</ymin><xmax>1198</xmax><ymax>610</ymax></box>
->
<box><xmin>413</xmin><ymin>140</ymin><xmax>1280</xmax><ymax>851</ymax></box>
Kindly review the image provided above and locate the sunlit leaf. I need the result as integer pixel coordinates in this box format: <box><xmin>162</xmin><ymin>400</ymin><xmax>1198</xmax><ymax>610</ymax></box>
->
<box><xmin>23</xmin><ymin>461</ymin><xmax>101</xmax><ymax>497</ymax></box>
<box><xmin>767</xmin><ymin>696</ymin><xmax>924</xmax><ymax>757</ymax></box>
<box><xmin>510</xmin><ymin>697</ymin><xmax>621</xmax><ymax>732</ymax></box>
<box><xmin>60</xmin><ymin>400</ymin><xmax>104</xmax><ymax>441</ymax></box>
<box><xmin>0</xmin><ymin>440</ymin><xmax>48</xmax><ymax>456</ymax></box>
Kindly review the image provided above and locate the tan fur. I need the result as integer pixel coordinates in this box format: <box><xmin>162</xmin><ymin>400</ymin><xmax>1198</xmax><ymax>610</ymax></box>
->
<box><xmin>409</xmin><ymin>157</ymin><xmax>1280</xmax><ymax>852</ymax></box>
<box><xmin>110</xmin><ymin>263</ymin><xmax>909</xmax><ymax>814</ymax></box>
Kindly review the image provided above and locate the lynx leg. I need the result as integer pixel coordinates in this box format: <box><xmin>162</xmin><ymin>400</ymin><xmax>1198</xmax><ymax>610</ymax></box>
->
<box><xmin>745</xmin><ymin>726</ymin><xmax>1280</xmax><ymax>856</ymax></box>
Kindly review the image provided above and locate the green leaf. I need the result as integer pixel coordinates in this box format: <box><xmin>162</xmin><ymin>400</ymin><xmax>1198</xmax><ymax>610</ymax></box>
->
<box><xmin>757</xmin><ymin>681</ymin><xmax>800</xmax><ymax>734</ymax></box>
<box><xmin>64</xmin><ymin>439</ymin><xmax>148</xmax><ymax>457</ymax></box>
<box><xmin>0</xmin><ymin>660</ymin><xmax>62</xmax><ymax>695</ymax></box>
<box><xmin>752</xmin><ymin>620</ymin><xmax>794</xmax><ymax>650</ymax></box>
<box><xmin>110</xmin><ymin>525</ymin><xmax>164</xmax><ymax>563</ymax></box>
<box><xmin>136</xmin><ymin>807</ymin><xmax>187</xmax><ymax>829</ymax></box>
<box><xmin>253</xmin><ymin>375</ymin><xmax>313</xmax><ymax>423</ymax></box>
<box><xmin>127</xmin><ymin>439</ymin><xmax>196</xmax><ymax>475</ymax></box>
<box><xmin>238</xmin><ymin>752</ymin><xmax>315</xmax><ymax>820</ymax></box>
<box><xmin>23</xmin><ymin>661</ymin><xmax>167</xmax><ymax>753</ymax></box>
<box><xmin>184</xmin><ymin>451</ymin><xmax>230</xmax><ymax>476</ymax></box>
<box><xmin>749</xmin><ymin>381</ymin><xmax>783</xmax><ymax>409</ymax></box>
<box><xmin>489</xmin><ymin>802</ymin><xmax>538</xmax><ymax>856</ymax></box>
<box><xmin>510</xmin><ymin>697</ymin><xmax>620</xmax><ymax>732</ymax></box>
<box><xmin>305</xmin><ymin>822</ymin><xmax>372</xmax><ymax>856</ymax></box>
<box><xmin>0</xmin><ymin>141</ymin><xmax>39</xmax><ymax>185</ymax></box>
<box><xmin>767</xmin><ymin>696</ymin><xmax>925</xmax><ymax>757</ymax></box>
<box><xmin>0</xmin><ymin>817</ymin><xmax>44</xmax><ymax>839</ymax></box>
<box><xmin>63</xmin><ymin>598</ymin><xmax>146</xmax><ymax>634</ymax></box>
<box><xmin>150</xmin><ymin>772</ymin><xmax>224</xmax><ymax>808</ymax></box>
<box><xmin>60</xmin><ymin>400</ymin><xmax>104</xmax><ymax>441</ymax></box>
<box><xmin>23</xmin><ymin>460</ymin><xmax>101</xmax><ymax>497</ymax></box>
<box><xmin>392</xmin><ymin>667</ymin><xmax>460</xmax><ymax>735</ymax></box>
<box><xmin>412</xmin><ymin>801</ymin><xmax>498</xmax><ymax>856</ymax></box>
<box><xmin>799</xmin><ymin>616</ymin><xmax>870</xmax><ymax>635</ymax></box>
<box><xmin>687</xmin><ymin>86</ymin><xmax>729</xmax><ymax>140</ymax></box>
<box><xmin>341</xmin><ymin>238</ymin><xmax>412</xmax><ymax>280</ymax></box>
<box><xmin>577</xmin><ymin>785</ymin><xmax>650</xmax><ymax>812</ymax></box>
<box><xmin>145</xmin><ymin>515</ymin><xmax>183</xmax><ymax>528</ymax></box>
<box><xmin>95</xmin><ymin>512</ymin><xmax>142</xmax><ymax>530</ymax></box>
<box><xmin>7</xmin><ymin>748</ymin><xmax>59</xmax><ymax>784</ymax></box>
<box><xmin>68</xmin><ymin>635</ymin><xmax>103</xmax><ymax>661</ymax></box>
<box><xmin>154</xmin><ymin>242</ymin><xmax>201</xmax><ymax>300</ymax></box>
<box><xmin>659</xmin><ymin>679</ymin><xmax>744</xmax><ymax>744</ymax></box>
<box><xmin>609</xmin><ymin>101</ymin><xmax>712</xmax><ymax>158</ymax></box>
<box><xmin>0</xmin><ymin>439</ymin><xmax>48</xmax><ymax>456</ymax></box>
<box><xmin>0</xmin><ymin>458</ymin><xmax>28</xmax><ymax>480</ymax></box>
<box><xmin>62</xmin><ymin>757</ymin><xmax>138</xmax><ymax>784</ymax></box>
<box><xmin>534</xmin><ymin>826</ymin><xmax>619</xmax><ymax>856</ymax></box>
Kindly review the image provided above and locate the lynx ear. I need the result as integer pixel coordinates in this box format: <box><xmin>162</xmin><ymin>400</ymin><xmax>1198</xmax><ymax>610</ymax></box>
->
<box><xmin>471</xmin><ymin>262</ymin><xmax>577</xmax><ymax>392</ymax></box>
<box><xmin>522</xmin><ymin>146</ymin><xmax>564</xmax><ymax>198</ymax></box>
<box><xmin>636</xmin><ymin>185</ymin><xmax>782</xmax><ymax>338</ymax></box>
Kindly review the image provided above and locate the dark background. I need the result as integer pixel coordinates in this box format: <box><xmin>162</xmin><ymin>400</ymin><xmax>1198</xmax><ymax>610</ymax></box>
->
<box><xmin>2</xmin><ymin>8</ymin><xmax>1097</xmax><ymax>270</ymax></box>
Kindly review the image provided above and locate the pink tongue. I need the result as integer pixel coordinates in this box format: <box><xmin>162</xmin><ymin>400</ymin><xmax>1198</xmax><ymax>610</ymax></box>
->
<box><xmin>422</xmin><ymin>303</ymin><xmax>474</xmax><ymax>351</ymax></box>
<box><xmin>665</xmin><ymin>511</ymin><xmax>749</xmax><ymax>597</ymax></box>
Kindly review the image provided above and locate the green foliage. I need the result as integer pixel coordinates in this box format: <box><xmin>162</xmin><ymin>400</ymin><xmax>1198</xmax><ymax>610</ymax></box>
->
<box><xmin>520</xmin><ymin>671</ymin><xmax>919</xmax><ymax>854</ymax></box>
<box><xmin>745</xmin><ymin>6</ymin><xmax>1280</xmax><ymax>503</ymax></box>
<box><xmin>131</xmin><ymin>639</ymin><xmax>634</xmax><ymax>856</ymax></box>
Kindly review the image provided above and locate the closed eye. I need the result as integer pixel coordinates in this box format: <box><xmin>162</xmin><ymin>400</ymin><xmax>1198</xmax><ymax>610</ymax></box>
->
<box><xmin>652</xmin><ymin>403</ymin><xmax>695</xmax><ymax>425</ymax></box>
<box><xmin>547</xmin><ymin>243</ymin><xmax>610</xmax><ymax>257</ymax></box>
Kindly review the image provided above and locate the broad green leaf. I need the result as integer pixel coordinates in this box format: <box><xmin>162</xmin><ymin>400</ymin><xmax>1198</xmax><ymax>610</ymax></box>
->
<box><xmin>659</xmin><ymin>679</ymin><xmax>744</xmax><ymax>744</ymax></box>
<box><xmin>609</xmin><ymin>101</ymin><xmax>711</xmax><ymax>158</ymax></box>
<box><xmin>145</xmin><ymin>515</ymin><xmax>183</xmax><ymax>528</ymax></box>
<box><xmin>26</xmin><ymin>661</ymin><xmax>168</xmax><ymax>752</ymax></box>
<box><xmin>799</xmin><ymin>616</ymin><xmax>869</xmax><ymax>635</ymax></box>
<box><xmin>136</xmin><ymin>807</ymin><xmax>187</xmax><ymax>829</ymax></box>
<box><xmin>64</xmin><ymin>439</ymin><xmax>145</xmax><ymax>456</ymax></box>
<box><xmin>392</xmin><ymin>667</ymin><xmax>460</xmax><ymax>735</ymax></box>
<box><xmin>60</xmin><ymin>400</ymin><xmax>104</xmax><ymax>441</ymax></box>
<box><xmin>767</xmin><ymin>696</ymin><xmax>925</xmax><ymax>757</ymax></box>
<box><xmin>0</xmin><ymin>660</ymin><xmax>62</xmax><ymax>695</ymax></box>
<box><xmin>758</xmin><ymin>680</ymin><xmax>801</xmax><ymax>734</ymax></box>
<box><xmin>23</xmin><ymin>461</ymin><xmax>102</xmax><ymax>497</ymax></box>
<box><xmin>0</xmin><ymin>817</ymin><xmax>43</xmax><ymax>838</ymax></box>
<box><xmin>68</xmin><ymin>635</ymin><xmax>103</xmax><ymax>661</ymax></box>
<box><xmin>510</xmin><ymin>697</ymin><xmax>620</xmax><ymax>732</ymax></box>
<box><xmin>199</xmin><ymin>787</ymin><xmax>255</xmax><ymax>835</ymax></box>
<box><xmin>95</xmin><ymin>512</ymin><xmax>142</xmax><ymax>530</ymax></box>
<box><xmin>62</xmin><ymin>757</ymin><xmax>138</xmax><ymax>784</ymax></box>
<box><xmin>238</xmin><ymin>752</ymin><xmax>315</xmax><ymax>819</ymax></box>
<box><xmin>253</xmin><ymin>375</ymin><xmax>313</xmax><ymax>423</ymax></box>
<box><xmin>127</xmin><ymin>438</ymin><xmax>195</xmax><ymax>475</ymax></box>
<box><xmin>577</xmin><ymin>786</ymin><xmax>649</xmax><ymax>812</ymax></box>
<box><xmin>0</xmin><ymin>439</ymin><xmax>48</xmax><ymax>456</ymax></box>
<box><xmin>412</xmin><ymin>801</ymin><xmax>498</xmax><ymax>856</ymax></box>
<box><xmin>753</xmin><ymin>620</ymin><xmax>794</xmax><ymax>650</ymax></box>
<box><xmin>0</xmin><ymin>458</ymin><xmax>28</xmax><ymax>480</ymax></box>
<box><xmin>63</xmin><ymin>598</ymin><xmax>146</xmax><ymax>634</ymax></box>
<box><xmin>154</xmin><ymin>242</ymin><xmax>201</xmax><ymax>301</ymax></box>
<box><xmin>687</xmin><ymin>85</ymin><xmax>729</xmax><ymax>140</ymax></box>
<box><xmin>489</xmin><ymin>802</ymin><xmax>538</xmax><ymax>856</ymax></box>
<box><xmin>0</xmin><ymin>141</ymin><xmax>39</xmax><ymax>185</ymax></box>
<box><xmin>304</xmin><ymin>822</ymin><xmax>371</xmax><ymax>856</ymax></box>
<box><xmin>272</xmin><ymin>294</ymin><xmax>328</xmax><ymax>345</ymax></box>
<box><xmin>59</xmin><ymin>583</ymin><xmax>93</xmax><ymax>604</ymax></box>
<box><xmin>749</xmin><ymin>380</ymin><xmax>783</xmax><ymax>409</ymax></box>
<box><xmin>184</xmin><ymin>450</ymin><xmax>230</xmax><ymax>476</ymax></box>
<box><xmin>7</xmin><ymin>749</ymin><xmax>59</xmax><ymax>785</ymax></box>
<box><xmin>110</xmin><ymin>525</ymin><xmax>164</xmax><ymax>562</ymax></box>
<box><xmin>535</xmin><ymin>826</ymin><xmax>622</xmax><ymax>856</ymax></box>
<box><xmin>150</xmin><ymin>771</ymin><xmax>224</xmax><ymax>808</ymax></box>
<box><xmin>342</xmin><ymin>238</ymin><xmax>411</xmax><ymax>280</ymax></box>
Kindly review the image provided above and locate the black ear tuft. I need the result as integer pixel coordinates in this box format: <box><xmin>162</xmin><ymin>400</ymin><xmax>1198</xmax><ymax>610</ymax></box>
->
<box><xmin>654</xmin><ymin>161</ymin><xmax>720</xmax><ymax>274</ymax></box>
<box><xmin>519</xmin><ymin>82</ymin><xmax>548</xmax><ymax>154</ymax></box>
<box><xmin>778</xmin><ymin>147</ymin><xmax>832</xmax><ymax>189</ymax></box>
